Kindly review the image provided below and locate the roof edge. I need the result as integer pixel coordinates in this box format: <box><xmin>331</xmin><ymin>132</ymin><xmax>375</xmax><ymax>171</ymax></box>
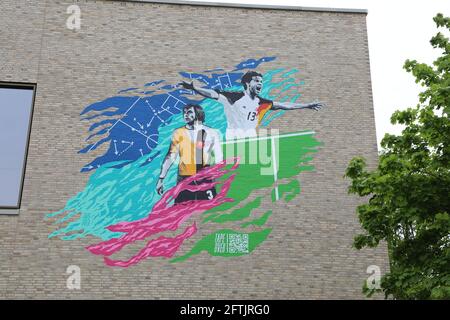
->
<box><xmin>119</xmin><ymin>0</ymin><xmax>368</xmax><ymax>14</ymax></box>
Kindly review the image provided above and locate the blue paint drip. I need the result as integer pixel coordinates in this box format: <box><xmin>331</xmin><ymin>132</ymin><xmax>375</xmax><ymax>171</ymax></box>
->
<box><xmin>117</xmin><ymin>87</ymin><xmax>139</xmax><ymax>94</ymax></box>
<box><xmin>233</xmin><ymin>56</ymin><xmax>276</xmax><ymax>71</ymax></box>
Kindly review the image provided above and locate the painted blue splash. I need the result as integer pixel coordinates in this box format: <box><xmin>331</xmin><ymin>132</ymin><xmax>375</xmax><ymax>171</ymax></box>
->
<box><xmin>47</xmin><ymin>97</ymin><xmax>227</xmax><ymax>240</ymax></box>
<box><xmin>144</xmin><ymin>80</ymin><xmax>165</xmax><ymax>87</ymax></box>
<box><xmin>233</xmin><ymin>57</ymin><xmax>276</xmax><ymax>71</ymax></box>
<box><xmin>117</xmin><ymin>87</ymin><xmax>139</xmax><ymax>94</ymax></box>
<box><xmin>78</xmin><ymin>57</ymin><xmax>278</xmax><ymax>173</ymax></box>
<box><xmin>47</xmin><ymin>60</ymin><xmax>308</xmax><ymax>241</ymax></box>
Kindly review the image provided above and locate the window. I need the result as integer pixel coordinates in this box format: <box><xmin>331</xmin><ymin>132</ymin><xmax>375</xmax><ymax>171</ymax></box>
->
<box><xmin>0</xmin><ymin>83</ymin><xmax>36</xmax><ymax>213</ymax></box>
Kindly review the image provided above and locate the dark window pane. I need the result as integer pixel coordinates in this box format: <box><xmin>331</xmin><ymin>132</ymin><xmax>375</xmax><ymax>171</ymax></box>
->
<box><xmin>0</xmin><ymin>85</ymin><xmax>35</xmax><ymax>209</ymax></box>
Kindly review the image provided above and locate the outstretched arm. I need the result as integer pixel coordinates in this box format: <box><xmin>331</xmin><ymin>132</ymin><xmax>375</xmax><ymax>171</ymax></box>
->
<box><xmin>156</xmin><ymin>149</ymin><xmax>177</xmax><ymax>195</ymax></box>
<box><xmin>180</xmin><ymin>80</ymin><xmax>220</xmax><ymax>100</ymax></box>
<box><xmin>272</xmin><ymin>101</ymin><xmax>324</xmax><ymax>111</ymax></box>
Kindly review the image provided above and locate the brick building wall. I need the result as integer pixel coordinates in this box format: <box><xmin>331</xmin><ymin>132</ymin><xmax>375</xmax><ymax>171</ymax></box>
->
<box><xmin>0</xmin><ymin>0</ymin><xmax>388</xmax><ymax>299</ymax></box>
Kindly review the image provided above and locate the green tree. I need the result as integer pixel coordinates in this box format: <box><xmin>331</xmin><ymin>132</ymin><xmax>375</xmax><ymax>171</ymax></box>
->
<box><xmin>345</xmin><ymin>13</ymin><xmax>450</xmax><ymax>299</ymax></box>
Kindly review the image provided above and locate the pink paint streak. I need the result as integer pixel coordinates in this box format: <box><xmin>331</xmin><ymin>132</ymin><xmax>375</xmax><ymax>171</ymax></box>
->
<box><xmin>86</xmin><ymin>158</ymin><xmax>239</xmax><ymax>267</ymax></box>
<box><xmin>103</xmin><ymin>224</ymin><xmax>198</xmax><ymax>268</ymax></box>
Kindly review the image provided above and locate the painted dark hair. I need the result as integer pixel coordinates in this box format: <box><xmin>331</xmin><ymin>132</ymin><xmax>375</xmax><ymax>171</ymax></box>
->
<box><xmin>241</xmin><ymin>71</ymin><xmax>263</xmax><ymax>89</ymax></box>
<box><xmin>183</xmin><ymin>104</ymin><xmax>205</xmax><ymax>122</ymax></box>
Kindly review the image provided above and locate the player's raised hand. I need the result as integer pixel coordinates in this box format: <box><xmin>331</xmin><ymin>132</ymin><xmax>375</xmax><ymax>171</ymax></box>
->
<box><xmin>156</xmin><ymin>178</ymin><xmax>164</xmax><ymax>195</ymax></box>
<box><xmin>179</xmin><ymin>80</ymin><xmax>195</xmax><ymax>90</ymax></box>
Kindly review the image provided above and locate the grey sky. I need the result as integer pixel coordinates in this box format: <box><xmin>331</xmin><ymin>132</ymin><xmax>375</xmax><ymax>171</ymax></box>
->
<box><xmin>192</xmin><ymin>0</ymin><xmax>450</xmax><ymax>146</ymax></box>
<box><xmin>0</xmin><ymin>87</ymin><xmax>34</xmax><ymax>207</ymax></box>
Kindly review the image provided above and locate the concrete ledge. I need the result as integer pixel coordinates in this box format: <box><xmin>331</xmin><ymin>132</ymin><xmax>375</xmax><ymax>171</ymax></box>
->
<box><xmin>117</xmin><ymin>0</ymin><xmax>368</xmax><ymax>14</ymax></box>
<box><xmin>0</xmin><ymin>209</ymin><xmax>19</xmax><ymax>215</ymax></box>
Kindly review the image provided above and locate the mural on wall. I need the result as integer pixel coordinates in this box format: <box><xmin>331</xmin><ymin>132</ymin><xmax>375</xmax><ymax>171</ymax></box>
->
<box><xmin>46</xmin><ymin>57</ymin><xmax>324</xmax><ymax>267</ymax></box>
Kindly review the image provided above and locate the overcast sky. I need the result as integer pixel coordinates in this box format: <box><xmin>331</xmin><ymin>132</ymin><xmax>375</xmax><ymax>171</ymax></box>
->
<box><xmin>192</xmin><ymin>0</ymin><xmax>450</xmax><ymax>147</ymax></box>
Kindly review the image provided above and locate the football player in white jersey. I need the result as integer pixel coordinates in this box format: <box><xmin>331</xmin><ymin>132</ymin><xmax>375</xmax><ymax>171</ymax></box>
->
<box><xmin>180</xmin><ymin>71</ymin><xmax>324</xmax><ymax>140</ymax></box>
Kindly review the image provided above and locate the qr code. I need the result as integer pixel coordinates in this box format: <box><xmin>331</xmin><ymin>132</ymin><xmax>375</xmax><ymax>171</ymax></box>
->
<box><xmin>228</xmin><ymin>233</ymin><xmax>249</xmax><ymax>253</ymax></box>
<box><xmin>214</xmin><ymin>233</ymin><xmax>227</xmax><ymax>253</ymax></box>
